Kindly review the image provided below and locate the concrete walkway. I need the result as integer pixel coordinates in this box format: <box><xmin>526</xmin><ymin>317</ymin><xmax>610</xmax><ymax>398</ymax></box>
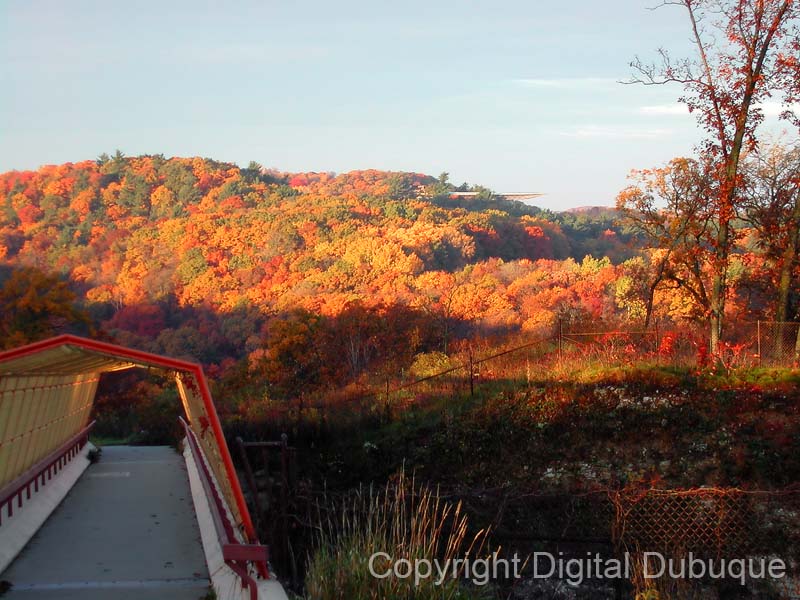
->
<box><xmin>0</xmin><ymin>446</ymin><xmax>211</xmax><ymax>599</ymax></box>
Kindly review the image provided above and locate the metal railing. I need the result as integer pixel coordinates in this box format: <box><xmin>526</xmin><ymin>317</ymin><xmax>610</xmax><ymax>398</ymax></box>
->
<box><xmin>179</xmin><ymin>417</ymin><xmax>270</xmax><ymax>599</ymax></box>
<box><xmin>236</xmin><ymin>435</ymin><xmax>298</xmax><ymax>587</ymax></box>
<box><xmin>0</xmin><ymin>420</ymin><xmax>94</xmax><ymax>526</ymax></box>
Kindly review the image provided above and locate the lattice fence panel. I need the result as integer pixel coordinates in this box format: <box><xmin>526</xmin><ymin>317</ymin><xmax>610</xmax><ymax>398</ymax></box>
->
<box><xmin>611</xmin><ymin>487</ymin><xmax>800</xmax><ymax>598</ymax></box>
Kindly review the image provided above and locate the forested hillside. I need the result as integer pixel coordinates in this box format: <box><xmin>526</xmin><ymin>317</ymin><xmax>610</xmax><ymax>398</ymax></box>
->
<box><xmin>0</xmin><ymin>153</ymin><xmax>794</xmax><ymax>393</ymax></box>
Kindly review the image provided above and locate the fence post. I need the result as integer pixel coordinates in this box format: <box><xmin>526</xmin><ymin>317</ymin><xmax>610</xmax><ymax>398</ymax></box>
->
<box><xmin>757</xmin><ymin>320</ymin><xmax>761</xmax><ymax>366</ymax></box>
<box><xmin>279</xmin><ymin>433</ymin><xmax>290</xmax><ymax>573</ymax></box>
<box><xmin>795</xmin><ymin>322</ymin><xmax>800</xmax><ymax>364</ymax></box>
<box><xmin>236</xmin><ymin>437</ymin><xmax>262</xmax><ymax>530</ymax></box>
<box><xmin>558</xmin><ymin>319</ymin><xmax>563</xmax><ymax>362</ymax></box>
<box><xmin>468</xmin><ymin>347</ymin><xmax>475</xmax><ymax>397</ymax></box>
<box><xmin>383</xmin><ymin>377</ymin><xmax>391</xmax><ymax>422</ymax></box>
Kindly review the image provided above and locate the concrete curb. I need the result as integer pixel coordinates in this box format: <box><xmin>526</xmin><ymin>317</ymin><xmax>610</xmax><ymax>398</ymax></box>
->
<box><xmin>183</xmin><ymin>441</ymin><xmax>288</xmax><ymax>600</ymax></box>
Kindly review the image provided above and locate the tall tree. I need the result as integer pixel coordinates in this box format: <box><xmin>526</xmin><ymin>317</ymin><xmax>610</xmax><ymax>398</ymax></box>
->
<box><xmin>740</xmin><ymin>143</ymin><xmax>800</xmax><ymax>359</ymax></box>
<box><xmin>617</xmin><ymin>157</ymin><xmax>718</xmax><ymax>328</ymax></box>
<box><xmin>630</xmin><ymin>0</ymin><xmax>798</xmax><ymax>352</ymax></box>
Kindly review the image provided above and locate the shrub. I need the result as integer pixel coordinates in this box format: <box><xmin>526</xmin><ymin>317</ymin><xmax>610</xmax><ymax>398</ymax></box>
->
<box><xmin>410</xmin><ymin>352</ymin><xmax>455</xmax><ymax>380</ymax></box>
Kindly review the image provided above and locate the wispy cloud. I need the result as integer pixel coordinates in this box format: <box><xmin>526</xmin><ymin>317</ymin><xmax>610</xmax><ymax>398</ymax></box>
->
<box><xmin>511</xmin><ymin>77</ymin><xmax>620</xmax><ymax>89</ymax></box>
<box><xmin>560</xmin><ymin>125</ymin><xmax>673</xmax><ymax>139</ymax></box>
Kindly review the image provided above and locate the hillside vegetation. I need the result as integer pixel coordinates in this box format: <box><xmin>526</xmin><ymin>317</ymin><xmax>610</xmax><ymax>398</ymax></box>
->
<box><xmin>0</xmin><ymin>154</ymin><xmax>635</xmax><ymax>366</ymax></box>
<box><xmin>1</xmin><ymin>154</ymin><xmax>785</xmax><ymax>374</ymax></box>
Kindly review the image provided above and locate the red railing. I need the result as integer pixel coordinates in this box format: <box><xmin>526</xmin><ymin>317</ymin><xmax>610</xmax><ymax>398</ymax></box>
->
<box><xmin>179</xmin><ymin>417</ymin><xmax>270</xmax><ymax>600</ymax></box>
<box><xmin>0</xmin><ymin>421</ymin><xmax>95</xmax><ymax>527</ymax></box>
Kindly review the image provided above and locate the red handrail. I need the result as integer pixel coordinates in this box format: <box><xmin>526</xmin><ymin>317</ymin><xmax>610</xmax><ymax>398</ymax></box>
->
<box><xmin>180</xmin><ymin>417</ymin><xmax>270</xmax><ymax>600</ymax></box>
<box><xmin>0</xmin><ymin>421</ymin><xmax>95</xmax><ymax>526</ymax></box>
<box><xmin>0</xmin><ymin>334</ymin><xmax>259</xmax><ymax>551</ymax></box>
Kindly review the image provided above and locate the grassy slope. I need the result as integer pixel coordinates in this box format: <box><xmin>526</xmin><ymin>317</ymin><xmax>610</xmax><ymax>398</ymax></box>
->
<box><xmin>282</xmin><ymin>364</ymin><xmax>800</xmax><ymax>494</ymax></box>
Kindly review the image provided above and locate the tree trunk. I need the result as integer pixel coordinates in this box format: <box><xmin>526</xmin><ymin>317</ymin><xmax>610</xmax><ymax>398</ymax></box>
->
<box><xmin>776</xmin><ymin>249</ymin><xmax>793</xmax><ymax>359</ymax></box>
<box><xmin>795</xmin><ymin>322</ymin><xmax>800</xmax><ymax>364</ymax></box>
<box><xmin>776</xmin><ymin>196</ymin><xmax>800</xmax><ymax>322</ymax></box>
<box><xmin>781</xmin><ymin>198</ymin><xmax>800</xmax><ymax>360</ymax></box>
<box><xmin>709</xmin><ymin>217</ymin><xmax>730</xmax><ymax>354</ymax></box>
<box><xmin>644</xmin><ymin>252</ymin><xmax>670</xmax><ymax>330</ymax></box>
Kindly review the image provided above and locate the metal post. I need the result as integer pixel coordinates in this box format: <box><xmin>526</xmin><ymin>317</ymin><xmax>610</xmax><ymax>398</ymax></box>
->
<box><xmin>386</xmin><ymin>377</ymin><xmax>390</xmax><ymax>410</ymax></box>
<box><xmin>236</xmin><ymin>437</ymin><xmax>262</xmax><ymax>530</ymax></box>
<box><xmin>468</xmin><ymin>348</ymin><xmax>474</xmax><ymax>397</ymax></box>
<box><xmin>757</xmin><ymin>320</ymin><xmax>761</xmax><ymax>366</ymax></box>
<box><xmin>558</xmin><ymin>319</ymin><xmax>563</xmax><ymax>362</ymax></box>
<box><xmin>260</xmin><ymin>446</ymin><xmax>270</xmax><ymax>482</ymax></box>
<box><xmin>279</xmin><ymin>433</ymin><xmax>290</xmax><ymax>571</ymax></box>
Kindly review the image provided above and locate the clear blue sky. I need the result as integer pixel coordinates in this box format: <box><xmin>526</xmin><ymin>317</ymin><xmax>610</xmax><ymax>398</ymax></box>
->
<box><xmin>0</xmin><ymin>1</ymin><xmax>792</xmax><ymax>209</ymax></box>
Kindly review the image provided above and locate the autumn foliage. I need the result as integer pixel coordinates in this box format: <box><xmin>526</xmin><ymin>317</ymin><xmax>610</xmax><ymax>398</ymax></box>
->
<box><xmin>0</xmin><ymin>152</ymin><xmax>797</xmax><ymax>399</ymax></box>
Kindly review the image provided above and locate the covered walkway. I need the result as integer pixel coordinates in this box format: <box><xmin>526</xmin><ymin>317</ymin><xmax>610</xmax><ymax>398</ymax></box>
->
<box><xmin>0</xmin><ymin>336</ymin><xmax>286</xmax><ymax>600</ymax></box>
<box><xmin>2</xmin><ymin>446</ymin><xmax>209</xmax><ymax>599</ymax></box>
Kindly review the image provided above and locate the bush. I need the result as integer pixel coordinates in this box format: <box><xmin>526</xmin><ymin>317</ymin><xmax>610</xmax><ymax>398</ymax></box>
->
<box><xmin>409</xmin><ymin>352</ymin><xmax>455</xmax><ymax>380</ymax></box>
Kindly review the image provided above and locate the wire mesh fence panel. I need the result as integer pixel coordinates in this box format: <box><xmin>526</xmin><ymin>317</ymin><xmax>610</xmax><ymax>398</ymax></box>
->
<box><xmin>558</xmin><ymin>322</ymin><xmax>702</xmax><ymax>367</ymax></box>
<box><xmin>561</xmin><ymin>331</ymin><xmax>654</xmax><ymax>364</ymax></box>
<box><xmin>752</xmin><ymin>322</ymin><xmax>800</xmax><ymax>366</ymax></box>
<box><xmin>555</xmin><ymin>321</ymin><xmax>800</xmax><ymax>369</ymax></box>
<box><xmin>610</xmin><ymin>487</ymin><xmax>800</xmax><ymax>598</ymax></box>
<box><xmin>717</xmin><ymin>322</ymin><xmax>759</xmax><ymax>368</ymax></box>
<box><xmin>436</xmin><ymin>486</ymin><xmax>800</xmax><ymax>597</ymax></box>
<box><xmin>714</xmin><ymin>321</ymin><xmax>800</xmax><ymax>368</ymax></box>
<box><xmin>267</xmin><ymin>319</ymin><xmax>800</xmax><ymax>430</ymax></box>
<box><xmin>613</xmin><ymin>490</ymin><xmax>757</xmax><ymax>555</ymax></box>
<box><xmin>255</xmin><ymin>320</ymin><xmax>800</xmax><ymax>428</ymax></box>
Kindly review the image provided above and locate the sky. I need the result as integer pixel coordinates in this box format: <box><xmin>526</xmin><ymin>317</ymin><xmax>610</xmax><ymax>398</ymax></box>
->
<box><xmin>0</xmin><ymin>0</ymin><xmax>796</xmax><ymax>210</ymax></box>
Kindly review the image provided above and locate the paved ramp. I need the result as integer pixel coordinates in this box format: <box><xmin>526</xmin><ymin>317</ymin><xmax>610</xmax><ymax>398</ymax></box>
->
<box><xmin>1</xmin><ymin>446</ymin><xmax>211</xmax><ymax>599</ymax></box>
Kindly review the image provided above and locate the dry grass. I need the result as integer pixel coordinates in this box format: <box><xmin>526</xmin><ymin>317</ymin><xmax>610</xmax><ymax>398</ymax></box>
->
<box><xmin>304</xmin><ymin>471</ymin><xmax>492</xmax><ymax>600</ymax></box>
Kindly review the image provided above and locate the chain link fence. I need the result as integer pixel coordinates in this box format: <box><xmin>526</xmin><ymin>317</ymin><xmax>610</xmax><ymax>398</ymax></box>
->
<box><xmin>232</xmin><ymin>320</ymin><xmax>800</xmax><ymax>429</ymax></box>
<box><xmin>610</xmin><ymin>486</ymin><xmax>800</xmax><ymax>599</ymax></box>
<box><xmin>722</xmin><ymin>321</ymin><xmax>800</xmax><ymax>367</ymax></box>
<box><xmin>556</xmin><ymin>321</ymin><xmax>800</xmax><ymax>369</ymax></box>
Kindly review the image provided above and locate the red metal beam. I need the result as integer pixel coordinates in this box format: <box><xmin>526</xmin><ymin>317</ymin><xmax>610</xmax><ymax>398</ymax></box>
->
<box><xmin>0</xmin><ymin>334</ymin><xmax>204</xmax><ymax>372</ymax></box>
<box><xmin>222</xmin><ymin>544</ymin><xmax>269</xmax><ymax>563</ymax></box>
